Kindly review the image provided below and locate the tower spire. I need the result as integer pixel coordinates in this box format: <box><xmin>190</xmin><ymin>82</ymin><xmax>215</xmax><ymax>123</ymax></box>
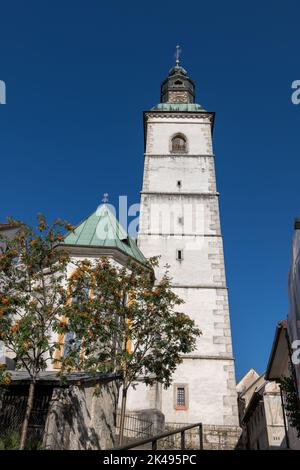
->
<box><xmin>160</xmin><ymin>47</ymin><xmax>195</xmax><ymax>104</ymax></box>
<box><xmin>175</xmin><ymin>44</ymin><xmax>181</xmax><ymax>66</ymax></box>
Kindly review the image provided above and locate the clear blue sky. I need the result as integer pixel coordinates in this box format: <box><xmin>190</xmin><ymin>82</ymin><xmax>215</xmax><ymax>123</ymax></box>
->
<box><xmin>1</xmin><ymin>1</ymin><xmax>299</xmax><ymax>381</ymax></box>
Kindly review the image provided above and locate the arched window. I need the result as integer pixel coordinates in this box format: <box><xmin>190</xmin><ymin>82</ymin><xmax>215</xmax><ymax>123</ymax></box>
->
<box><xmin>171</xmin><ymin>134</ymin><xmax>187</xmax><ymax>153</ymax></box>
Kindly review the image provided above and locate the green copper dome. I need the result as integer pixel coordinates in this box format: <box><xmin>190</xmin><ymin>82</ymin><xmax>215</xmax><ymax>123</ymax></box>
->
<box><xmin>63</xmin><ymin>204</ymin><xmax>147</xmax><ymax>265</ymax></box>
<box><xmin>151</xmin><ymin>102</ymin><xmax>207</xmax><ymax>112</ymax></box>
<box><xmin>168</xmin><ymin>65</ymin><xmax>188</xmax><ymax>76</ymax></box>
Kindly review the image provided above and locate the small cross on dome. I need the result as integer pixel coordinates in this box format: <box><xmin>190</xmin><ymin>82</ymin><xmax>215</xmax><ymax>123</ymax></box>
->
<box><xmin>102</xmin><ymin>193</ymin><xmax>109</xmax><ymax>203</ymax></box>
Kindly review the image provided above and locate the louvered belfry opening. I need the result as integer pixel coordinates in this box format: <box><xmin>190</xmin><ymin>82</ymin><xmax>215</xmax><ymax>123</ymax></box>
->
<box><xmin>171</xmin><ymin>135</ymin><xmax>187</xmax><ymax>153</ymax></box>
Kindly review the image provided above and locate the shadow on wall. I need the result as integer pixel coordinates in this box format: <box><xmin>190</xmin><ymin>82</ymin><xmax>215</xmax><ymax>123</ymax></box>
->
<box><xmin>43</xmin><ymin>378</ymin><xmax>119</xmax><ymax>450</ymax></box>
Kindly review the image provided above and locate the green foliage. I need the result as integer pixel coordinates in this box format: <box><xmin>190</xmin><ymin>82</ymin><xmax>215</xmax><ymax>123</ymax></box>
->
<box><xmin>280</xmin><ymin>375</ymin><xmax>300</xmax><ymax>437</ymax></box>
<box><xmin>0</xmin><ymin>215</ymin><xmax>79</xmax><ymax>381</ymax></box>
<box><xmin>0</xmin><ymin>430</ymin><xmax>20</xmax><ymax>450</ymax></box>
<box><xmin>62</xmin><ymin>257</ymin><xmax>202</xmax><ymax>391</ymax></box>
<box><xmin>0</xmin><ymin>430</ymin><xmax>43</xmax><ymax>450</ymax></box>
<box><xmin>0</xmin><ymin>216</ymin><xmax>201</xmax><ymax>390</ymax></box>
<box><xmin>0</xmin><ymin>215</ymin><xmax>88</xmax><ymax>448</ymax></box>
<box><xmin>0</xmin><ymin>215</ymin><xmax>201</xmax><ymax>447</ymax></box>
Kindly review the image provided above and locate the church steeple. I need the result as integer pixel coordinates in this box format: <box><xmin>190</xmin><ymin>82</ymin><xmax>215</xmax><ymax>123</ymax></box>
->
<box><xmin>160</xmin><ymin>46</ymin><xmax>195</xmax><ymax>104</ymax></box>
<box><xmin>137</xmin><ymin>51</ymin><xmax>239</xmax><ymax>437</ymax></box>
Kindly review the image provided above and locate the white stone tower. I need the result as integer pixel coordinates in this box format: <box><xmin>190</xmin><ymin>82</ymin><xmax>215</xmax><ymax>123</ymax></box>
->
<box><xmin>134</xmin><ymin>53</ymin><xmax>239</xmax><ymax>438</ymax></box>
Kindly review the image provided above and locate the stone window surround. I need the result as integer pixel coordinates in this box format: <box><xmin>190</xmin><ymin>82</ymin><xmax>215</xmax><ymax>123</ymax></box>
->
<box><xmin>169</xmin><ymin>132</ymin><xmax>189</xmax><ymax>154</ymax></box>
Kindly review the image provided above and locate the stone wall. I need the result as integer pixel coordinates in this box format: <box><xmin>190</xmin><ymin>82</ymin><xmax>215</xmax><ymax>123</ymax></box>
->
<box><xmin>129</xmin><ymin>408</ymin><xmax>165</xmax><ymax>435</ymax></box>
<box><xmin>43</xmin><ymin>379</ymin><xmax>119</xmax><ymax>450</ymax></box>
<box><xmin>202</xmin><ymin>424</ymin><xmax>241</xmax><ymax>450</ymax></box>
<box><xmin>163</xmin><ymin>422</ymin><xmax>241</xmax><ymax>450</ymax></box>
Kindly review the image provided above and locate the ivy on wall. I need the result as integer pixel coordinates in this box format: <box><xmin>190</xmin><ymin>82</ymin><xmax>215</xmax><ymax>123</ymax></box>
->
<box><xmin>280</xmin><ymin>376</ymin><xmax>300</xmax><ymax>437</ymax></box>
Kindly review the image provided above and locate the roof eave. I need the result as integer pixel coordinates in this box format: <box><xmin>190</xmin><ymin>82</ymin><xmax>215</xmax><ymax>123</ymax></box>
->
<box><xmin>265</xmin><ymin>320</ymin><xmax>288</xmax><ymax>381</ymax></box>
<box><xmin>242</xmin><ymin>388</ymin><xmax>264</xmax><ymax>424</ymax></box>
<box><xmin>59</xmin><ymin>243</ymin><xmax>151</xmax><ymax>271</ymax></box>
<box><xmin>6</xmin><ymin>371</ymin><xmax>121</xmax><ymax>387</ymax></box>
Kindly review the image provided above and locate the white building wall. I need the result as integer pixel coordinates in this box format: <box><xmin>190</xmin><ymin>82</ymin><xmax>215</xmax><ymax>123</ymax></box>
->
<box><xmin>142</xmin><ymin>155</ymin><xmax>216</xmax><ymax>194</ymax></box>
<box><xmin>46</xmin><ymin>254</ymin><xmax>125</xmax><ymax>372</ymax></box>
<box><xmin>264</xmin><ymin>382</ymin><xmax>286</xmax><ymax>448</ymax></box>
<box><xmin>145</xmin><ymin>117</ymin><xmax>213</xmax><ymax>155</ymax></box>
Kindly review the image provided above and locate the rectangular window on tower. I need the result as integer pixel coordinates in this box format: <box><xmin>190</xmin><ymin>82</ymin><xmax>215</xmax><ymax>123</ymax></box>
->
<box><xmin>177</xmin><ymin>387</ymin><xmax>185</xmax><ymax>406</ymax></box>
<box><xmin>176</xmin><ymin>249</ymin><xmax>183</xmax><ymax>261</ymax></box>
<box><xmin>174</xmin><ymin>384</ymin><xmax>188</xmax><ymax>410</ymax></box>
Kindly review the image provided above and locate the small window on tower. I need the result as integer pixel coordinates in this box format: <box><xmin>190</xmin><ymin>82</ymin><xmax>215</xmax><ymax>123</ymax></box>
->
<box><xmin>177</xmin><ymin>180</ymin><xmax>182</xmax><ymax>189</ymax></box>
<box><xmin>174</xmin><ymin>80</ymin><xmax>183</xmax><ymax>85</ymax></box>
<box><xmin>174</xmin><ymin>384</ymin><xmax>188</xmax><ymax>410</ymax></box>
<box><xmin>171</xmin><ymin>134</ymin><xmax>187</xmax><ymax>153</ymax></box>
<box><xmin>176</xmin><ymin>249</ymin><xmax>183</xmax><ymax>261</ymax></box>
<box><xmin>177</xmin><ymin>387</ymin><xmax>185</xmax><ymax>406</ymax></box>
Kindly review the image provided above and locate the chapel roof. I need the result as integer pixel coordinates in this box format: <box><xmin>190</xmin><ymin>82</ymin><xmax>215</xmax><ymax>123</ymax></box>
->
<box><xmin>63</xmin><ymin>203</ymin><xmax>147</xmax><ymax>266</ymax></box>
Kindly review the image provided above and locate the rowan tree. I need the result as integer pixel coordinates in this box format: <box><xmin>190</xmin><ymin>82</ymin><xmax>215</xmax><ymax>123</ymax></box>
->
<box><xmin>0</xmin><ymin>215</ymin><xmax>80</xmax><ymax>449</ymax></box>
<box><xmin>64</xmin><ymin>257</ymin><xmax>202</xmax><ymax>444</ymax></box>
<box><xmin>0</xmin><ymin>216</ymin><xmax>201</xmax><ymax>449</ymax></box>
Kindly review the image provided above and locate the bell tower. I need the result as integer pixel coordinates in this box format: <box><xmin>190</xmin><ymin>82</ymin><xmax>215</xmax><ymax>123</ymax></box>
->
<box><xmin>128</xmin><ymin>49</ymin><xmax>240</xmax><ymax>448</ymax></box>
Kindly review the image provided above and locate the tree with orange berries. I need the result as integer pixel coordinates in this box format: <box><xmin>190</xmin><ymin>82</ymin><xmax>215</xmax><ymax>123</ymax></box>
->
<box><xmin>0</xmin><ymin>216</ymin><xmax>201</xmax><ymax>449</ymax></box>
<box><xmin>0</xmin><ymin>215</ymin><xmax>84</xmax><ymax>449</ymax></box>
<box><xmin>64</xmin><ymin>257</ymin><xmax>202</xmax><ymax>445</ymax></box>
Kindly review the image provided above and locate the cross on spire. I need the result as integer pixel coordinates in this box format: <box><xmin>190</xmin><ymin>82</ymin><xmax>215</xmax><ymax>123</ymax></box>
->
<box><xmin>102</xmin><ymin>192</ymin><xmax>109</xmax><ymax>203</ymax></box>
<box><xmin>175</xmin><ymin>44</ymin><xmax>181</xmax><ymax>66</ymax></box>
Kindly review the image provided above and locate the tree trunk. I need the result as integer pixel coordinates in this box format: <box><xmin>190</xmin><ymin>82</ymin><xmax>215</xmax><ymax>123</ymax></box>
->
<box><xmin>118</xmin><ymin>387</ymin><xmax>127</xmax><ymax>446</ymax></box>
<box><xmin>19</xmin><ymin>379</ymin><xmax>36</xmax><ymax>450</ymax></box>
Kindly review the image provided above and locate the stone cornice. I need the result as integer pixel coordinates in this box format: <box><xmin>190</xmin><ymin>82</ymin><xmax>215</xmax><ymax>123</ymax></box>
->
<box><xmin>171</xmin><ymin>284</ymin><xmax>228</xmax><ymax>290</ymax></box>
<box><xmin>144</xmin><ymin>153</ymin><xmax>215</xmax><ymax>158</ymax></box>
<box><xmin>181</xmin><ymin>355</ymin><xmax>234</xmax><ymax>361</ymax></box>
<box><xmin>144</xmin><ymin>111</ymin><xmax>214</xmax><ymax>121</ymax></box>
<box><xmin>140</xmin><ymin>191</ymin><xmax>219</xmax><ymax>197</ymax></box>
<box><xmin>138</xmin><ymin>233</ymin><xmax>222</xmax><ymax>238</ymax></box>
